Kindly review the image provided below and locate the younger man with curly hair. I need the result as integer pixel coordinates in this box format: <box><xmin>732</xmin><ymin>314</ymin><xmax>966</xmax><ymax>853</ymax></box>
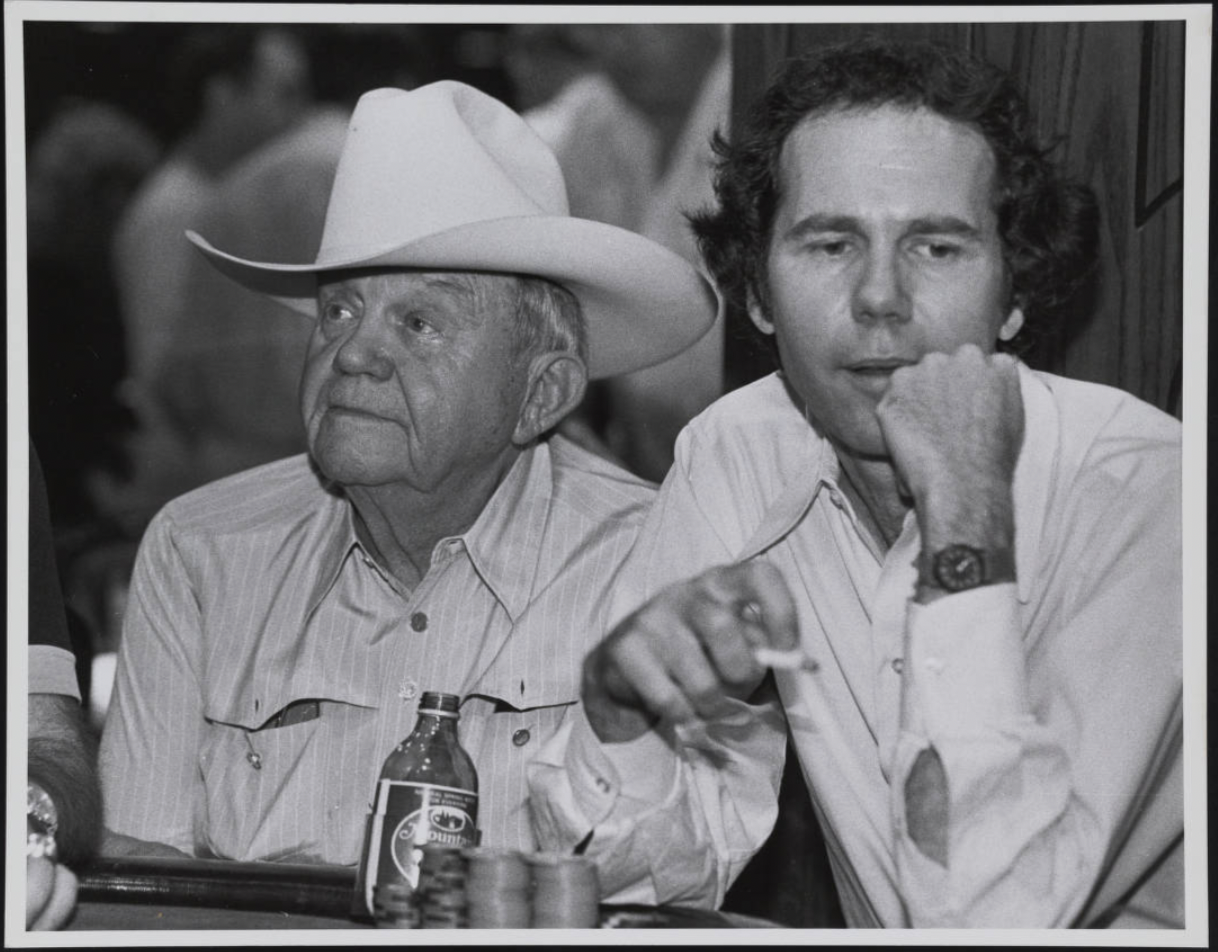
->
<box><xmin>528</xmin><ymin>39</ymin><xmax>1183</xmax><ymax>928</ymax></box>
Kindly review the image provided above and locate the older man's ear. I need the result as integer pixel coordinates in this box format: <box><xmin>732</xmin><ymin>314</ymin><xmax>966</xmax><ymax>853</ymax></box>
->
<box><xmin>512</xmin><ymin>352</ymin><xmax>589</xmax><ymax>446</ymax></box>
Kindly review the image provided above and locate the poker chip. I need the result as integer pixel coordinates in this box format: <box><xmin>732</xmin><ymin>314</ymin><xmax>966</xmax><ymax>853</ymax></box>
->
<box><xmin>417</xmin><ymin>845</ymin><xmax>470</xmax><ymax>928</ymax></box>
<box><xmin>528</xmin><ymin>852</ymin><xmax>600</xmax><ymax>928</ymax></box>
<box><xmin>370</xmin><ymin>845</ymin><xmax>604</xmax><ymax>929</ymax></box>
<box><xmin>463</xmin><ymin>846</ymin><xmax>532</xmax><ymax>928</ymax></box>
<box><xmin>373</xmin><ymin>882</ymin><xmax>420</xmax><ymax>929</ymax></box>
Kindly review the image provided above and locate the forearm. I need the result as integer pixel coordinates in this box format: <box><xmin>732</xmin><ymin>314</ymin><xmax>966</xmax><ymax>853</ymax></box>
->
<box><xmin>29</xmin><ymin>695</ymin><xmax>102</xmax><ymax>868</ymax></box>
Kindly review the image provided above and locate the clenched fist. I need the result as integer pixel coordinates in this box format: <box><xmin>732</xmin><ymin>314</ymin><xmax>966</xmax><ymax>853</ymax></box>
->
<box><xmin>877</xmin><ymin>344</ymin><xmax>1023</xmax><ymax>557</ymax></box>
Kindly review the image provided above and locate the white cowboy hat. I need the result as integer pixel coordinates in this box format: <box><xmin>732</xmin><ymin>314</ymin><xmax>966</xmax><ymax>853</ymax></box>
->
<box><xmin>187</xmin><ymin>81</ymin><xmax>718</xmax><ymax>379</ymax></box>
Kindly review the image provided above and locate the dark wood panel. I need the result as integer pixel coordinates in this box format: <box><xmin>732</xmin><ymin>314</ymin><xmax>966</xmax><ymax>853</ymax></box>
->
<box><xmin>991</xmin><ymin>21</ymin><xmax>1183</xmax><ymax>412</ymax></box>
<box><xmin>1144</xmin><ymin>21</ymin><xmax>1186</xmax><ymax>211</ymax></box>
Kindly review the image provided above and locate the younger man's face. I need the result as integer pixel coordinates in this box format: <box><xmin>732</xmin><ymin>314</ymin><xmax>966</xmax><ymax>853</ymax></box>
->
<box><xmin>752</xmin><ymin>104</ymin><xmax>1024</xmax><ymax>461</ymax></box>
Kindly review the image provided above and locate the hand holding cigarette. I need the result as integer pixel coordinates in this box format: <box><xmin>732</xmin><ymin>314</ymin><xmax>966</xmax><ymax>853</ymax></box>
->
<box><xmin>582</xmin><ymin>561</ymin><xmax>805</xmax><ymax>744</ymax></box>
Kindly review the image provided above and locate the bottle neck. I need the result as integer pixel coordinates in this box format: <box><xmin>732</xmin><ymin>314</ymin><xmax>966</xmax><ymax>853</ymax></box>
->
<box><xmin>414</xmin><ymin>710</ymin><xmax>459</xmax><ymax>738</ymax></box>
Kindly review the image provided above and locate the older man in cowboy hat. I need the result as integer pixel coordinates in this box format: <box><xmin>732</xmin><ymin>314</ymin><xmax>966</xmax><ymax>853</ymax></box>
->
<box><xmin>98</xmin><ymin>82</ymin><xmax>716</xmax><ymax>865</ymax></box>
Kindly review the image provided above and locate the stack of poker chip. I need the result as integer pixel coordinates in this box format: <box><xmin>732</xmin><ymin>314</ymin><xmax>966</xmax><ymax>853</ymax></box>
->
<box><xmin>416</xmin><ymin>844</ymin><xmax>470</xmax><ymax>928</ymax></box>
<box><xmin>528</xmin><ymin>852</ymin><xmax>601</xmax><ymax>928</ymax></box>
<box><xmin>462</xmin><ymin>847</ymin><xmax>533</xmax><ymax>928</ymax></box>
<box><xmin>372</xmin><ymin>881</ymin><xmax>420</xmax><ymax>929</ymax></box>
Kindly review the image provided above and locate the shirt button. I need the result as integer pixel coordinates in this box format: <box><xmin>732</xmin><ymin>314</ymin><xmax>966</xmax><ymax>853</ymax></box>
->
<box><xmin>891</xmin><ymin>658</ymin><xmax>904</xmax><ymax>675</ymax></box>
<box><xmin>410</xmin><ymin>612</ymin><xmax>428</xmax><ymax>632</ymax></box>
<box><xmin>512</xmin><ymin>729</ymin><xmax>531</xmax><ymax>747</ymax></box>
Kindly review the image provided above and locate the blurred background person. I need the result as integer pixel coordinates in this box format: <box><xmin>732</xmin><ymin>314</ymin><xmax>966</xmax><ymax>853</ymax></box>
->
<box><xmin>26</xmin><ymin>101</ymin><xmax>161</xmax><ymax>729</ymax></box>
<box><xmin>503</xmin><ymin>23</ymin><xmax>598</xmax><ymax>118</ymax></box>
<box><xmin>523</xmin><ymin>24</ymin><xmax>730</xmax><ymax>482</ymax></box>
<box><xmin>26</xmin><ymin>102</ymin><xmax>160</xmax><ymax>532</ymax></box>
<box><xmin>109</xmin><ymin>25</ymin><xmax>433</xmax><ymax>508</ymax></box>
<box><xmin>108</xmin><ymin>24</ymin><xmax>311</xmax><ymax>522</ymax></box>
<box><xmin>27</xmin><ymin>445</ymin><xmax>103</xmax><ymax>930</ymax></box>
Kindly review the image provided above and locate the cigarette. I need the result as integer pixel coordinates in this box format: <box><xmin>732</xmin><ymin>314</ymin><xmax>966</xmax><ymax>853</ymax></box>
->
<box><xmin>753</xmin><ymin>645</ymin><xmax>819</xmax><ymax>673</ymax></box>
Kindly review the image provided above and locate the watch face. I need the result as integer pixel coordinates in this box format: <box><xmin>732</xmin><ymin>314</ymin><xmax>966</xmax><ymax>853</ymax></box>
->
<box><xmin>933</xmin><ymin>544</ymin><xmax>985</xmax><ymax>591</ymax></box>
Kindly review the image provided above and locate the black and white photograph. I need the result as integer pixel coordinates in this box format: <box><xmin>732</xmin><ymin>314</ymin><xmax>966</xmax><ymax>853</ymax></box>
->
<box><xmin>6</xmin><ymin>2</ymin><xmax>1209</xmax><ymax>943</ymax></box>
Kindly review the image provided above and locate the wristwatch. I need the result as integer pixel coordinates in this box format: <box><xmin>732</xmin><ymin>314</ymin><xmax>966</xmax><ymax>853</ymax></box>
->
<box><xmin>27</xmin><ymin>782</ymin><xmax>59</xmax><ymax>860</ymax></box>
<box><xmin>929</xmin><ymin>544</ymin><xmax>1016</xmax><ymax>593</ymax></box>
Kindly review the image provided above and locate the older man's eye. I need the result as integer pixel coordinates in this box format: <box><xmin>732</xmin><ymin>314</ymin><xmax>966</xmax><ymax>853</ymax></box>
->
<box><xmin>320</xmin><ymin>301</ymin><xmax>355</xmax><ymax>324</ymax></box>
<box><xmin>401</xmin><ymin>312</ymin><xmax>438</xmax><ymax>335</ymax></box>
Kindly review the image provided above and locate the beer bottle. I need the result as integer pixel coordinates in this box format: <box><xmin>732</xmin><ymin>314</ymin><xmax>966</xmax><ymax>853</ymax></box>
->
<box><xmin>354</xmin><ymin>691</ymin><xmax>479</xmax><ymax>918</ymax></box>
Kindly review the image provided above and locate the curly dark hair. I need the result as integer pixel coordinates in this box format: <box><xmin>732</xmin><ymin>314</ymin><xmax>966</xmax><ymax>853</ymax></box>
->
<box><xmin>691</xmin><ymin>37</ymin><xmax>1100</xmax><ymax>356</ymax></box>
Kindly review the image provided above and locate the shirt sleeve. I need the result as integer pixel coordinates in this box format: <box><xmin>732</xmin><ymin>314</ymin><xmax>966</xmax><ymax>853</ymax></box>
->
<box><xmin>527</xmin><ymin>426</ymin><xmax>788</xmax><ymax>907</ymax></box>
<box><xmin>98</xmin><ymin>510</ymin><xmax>203</xmax><ymax>854</ymax></box>
<box><xmin>891</xmin><ymin>426</ymin><xmax>1183</xmax><ymax>927</ymax></box>
<box><xmin>29</xmin><ymin>645</ymin><xmax>82</xmax><ymax>699</ymax></box>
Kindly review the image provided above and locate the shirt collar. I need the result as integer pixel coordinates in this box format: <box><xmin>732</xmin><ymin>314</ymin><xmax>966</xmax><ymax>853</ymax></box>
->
<box><xmin>1010</xmin><ymin>362</ymin><xmax>1058</xmax><ymax>604</ymax></box>
<box><xmin>303</xmin><ymin>444</ymin><xmax>552</xmax><ymax>623</ymax></box>
<box><xmin>303</xmin><ymin>482</ymin><xmax>362</xmax><ymax>619</ymax></box>
<box><xmin>737</xmin><ymin>424</ymin><xmax>831</xmax><ymax>563</ymax></box>
<box><xmin>737</xmin><ymin>363</ymin><xmax>1057</xmax><ymax>605</ymax></box>
<box><xmin>458</xmin><ymin>442</ymin><xmax>552</xmax><ymax>623</ymax></box>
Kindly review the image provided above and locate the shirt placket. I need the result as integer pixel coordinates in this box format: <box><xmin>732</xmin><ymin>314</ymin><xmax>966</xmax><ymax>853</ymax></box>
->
<box><xmin>360</xmin><ymin>540</ymin><xmax>461</xmax><ymax>763</ymax></box>
<box><xmin>871</xmin><ymin>515</ymin><xmax>921</xmax><ymax>778</ymax></box>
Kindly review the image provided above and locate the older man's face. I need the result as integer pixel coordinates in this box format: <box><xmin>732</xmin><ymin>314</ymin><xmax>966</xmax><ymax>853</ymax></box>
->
<box><xmin>753</xmin><ymin>104</ymin><xmax>1023</xmax><ymax>461</ymax></box>
<box><xmin>301</xmin><ymin>269</ymin><xmax>529</xmax><ymax>491</ymax></box>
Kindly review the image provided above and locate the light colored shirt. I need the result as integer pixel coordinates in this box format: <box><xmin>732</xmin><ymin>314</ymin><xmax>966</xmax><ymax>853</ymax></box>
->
<box><xmin>100</xmin><ymin>436</ymin><xmax>653</xmax><ymax>864</ymax></box>
<box><xmin>528</xmin><ymin>366</ymin><xmax>1183</xmax><ymax>927</ymax></box>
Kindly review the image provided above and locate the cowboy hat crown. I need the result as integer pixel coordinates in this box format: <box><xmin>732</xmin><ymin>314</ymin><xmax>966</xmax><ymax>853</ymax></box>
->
<box><xmin>188</xmin><ymin>81</ymin><xmax>717</xmax><ymax>379</ymax></box>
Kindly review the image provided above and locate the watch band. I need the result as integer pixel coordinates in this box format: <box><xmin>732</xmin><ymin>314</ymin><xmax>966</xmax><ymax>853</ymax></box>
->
<box><xmin>929</xmin><ymin>544</ymin><xmax>1016</xmax><ymax>593</ymax></box>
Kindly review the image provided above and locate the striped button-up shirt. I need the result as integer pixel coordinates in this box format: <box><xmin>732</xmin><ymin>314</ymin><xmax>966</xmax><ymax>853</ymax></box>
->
<box><xmin>100</xmin><ymin>435</ymin><xmax>652</xmax><ymax>864</ymax></box>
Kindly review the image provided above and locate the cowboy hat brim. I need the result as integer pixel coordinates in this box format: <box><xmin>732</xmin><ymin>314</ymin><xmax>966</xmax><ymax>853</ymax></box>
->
<box><xmin>186</xmin><ymin>215</ymin><xmax>719</xmax><ymax>380</ymax></box>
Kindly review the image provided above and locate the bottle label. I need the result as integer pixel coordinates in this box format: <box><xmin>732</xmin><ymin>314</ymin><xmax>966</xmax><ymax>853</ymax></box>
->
<box><xmin>360</xmin><ymin>780</ymin><xmax>478</xmax><ymax>914</ymax></box>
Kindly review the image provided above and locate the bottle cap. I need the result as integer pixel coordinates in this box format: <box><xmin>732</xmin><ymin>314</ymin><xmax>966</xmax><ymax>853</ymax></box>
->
<box><xmin>418</xmin><ymin>692</ymin><xmax>461</xmax><ymax>714</ymax></box>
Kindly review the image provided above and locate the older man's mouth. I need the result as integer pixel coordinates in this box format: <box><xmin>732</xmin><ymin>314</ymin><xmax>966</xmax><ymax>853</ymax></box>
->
<box><xmin>327</xmin><ymin>404</ymin><xmax>392</xmax><ymax>423</ymax></box>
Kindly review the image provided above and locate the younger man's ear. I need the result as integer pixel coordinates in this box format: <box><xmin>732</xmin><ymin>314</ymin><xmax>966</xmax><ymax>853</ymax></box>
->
<box><xmin>513</xmin><ymin>352</ymin><xmax>588</xmax><ymax>446</ymax></box>
<box><xmin>746</xmin><ymin>289</ymin><xmax>775</xmax><ymax>336</ymax></box>
<box><xmin>998</xmin><ymin>304</ymin><xmax>1026</xmax><ymax>343</ymax></box>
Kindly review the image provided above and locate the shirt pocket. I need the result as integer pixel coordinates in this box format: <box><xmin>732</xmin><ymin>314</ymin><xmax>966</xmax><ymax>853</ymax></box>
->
<box><xmin>197</xmin><ymin>711</ymin><xmax>333</xmax><ymax>863</ymax></box>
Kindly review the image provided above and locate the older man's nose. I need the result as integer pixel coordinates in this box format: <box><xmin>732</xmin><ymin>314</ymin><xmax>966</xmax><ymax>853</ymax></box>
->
<box><xmin>333</xmin><ymin>320</ymin><xmax>395</xmax><ymax>379</ymax></box>
<box><xmin>852</xmin><ymin>252</ymin><xmax>912</xmax><ymax>324</ymax></box>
